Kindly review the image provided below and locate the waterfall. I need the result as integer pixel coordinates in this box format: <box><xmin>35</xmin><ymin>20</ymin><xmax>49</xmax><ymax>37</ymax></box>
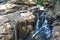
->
<box><xmin>40</xmin><ymin>18</ymin><xmax>51</xmax><ymax>39</ymax></box>
<box><xmin>25</xmin><ymin>10</ymin><xmax>51</xmax><ymax>40</ymax></box>
<box><xmin>40</xmin><ymin>10</ymin><xmax>51</xmax><ymax>39</ymax></box>
<box><xmin>32</xmin><ymin>10</ymin><xmax>48</xmax><ymax>38</ymax></box>
<box><xmin>35</xmin><ymin>13</ymin><xmax>39</xmax><ymax>31</ymax></box>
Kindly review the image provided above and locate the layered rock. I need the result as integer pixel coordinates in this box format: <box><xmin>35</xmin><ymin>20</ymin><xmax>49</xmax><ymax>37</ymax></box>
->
<box><xmin>0</xmin><ymin>16</ymin><xmax>14</xmax><ymax>40</ymax></box>
<box><xmin>0</xmin><ymin>6</ymin><xmax>38</xmax><ymax>40</ymax></box>
<box><xmin>17</xmin><ymin>11</ymin><xmax>36</xmax><ymax>40</ymax></box>
<box><xmin>14</xmin><ymin>0</ymin><xmax>36</xmax><ymax>5</ymax></box>
<box><xmin>0</xmin><ymin>0</ymin><xmax>59</xmax><ymax>40</ymax></box>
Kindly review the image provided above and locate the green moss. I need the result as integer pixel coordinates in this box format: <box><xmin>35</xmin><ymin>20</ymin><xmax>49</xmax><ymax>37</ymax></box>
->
<box><xmin>37</xmin><ymin>0</ymin><xmax>44</xmax><ymax>5</ymax></box>
<box><xmin>58</xmin><ymin>0</ymin><xmax>60</xmax><ymax>4</ymax></box>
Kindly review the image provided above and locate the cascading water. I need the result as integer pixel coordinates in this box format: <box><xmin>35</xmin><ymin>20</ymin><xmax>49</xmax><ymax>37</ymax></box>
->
<box><xmin>35</xmin><ymin>13</ymin><xmax>40</xmax><ymax>31</ymax></box>
<box><xmin>25</xmin><ymin>10</ymin><xmax>51</xmax><ymax>40</ymax></box>
<box><xmin>40</xmin><ymin>10</ymin><xmax>51</xmax><ymax>39</ymax></box>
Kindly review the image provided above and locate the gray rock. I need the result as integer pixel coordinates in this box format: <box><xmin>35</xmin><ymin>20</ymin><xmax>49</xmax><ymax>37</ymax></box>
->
<box><xmin>51</xmin><ymin>26</ymin><xmax>60</xmax><ymax>40</ymax></box>
<box><xmin>0</xmin><ymin>16</ymin><xmax>14</xmax><ymax>40</ymax></box>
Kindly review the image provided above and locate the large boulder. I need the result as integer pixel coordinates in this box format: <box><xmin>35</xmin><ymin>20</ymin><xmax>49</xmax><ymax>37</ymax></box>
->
<box><xmin>0</xmin><ymin>16</ymin><xmax>14</xmax><ymax>40</ymax></box>
<box><xmin>17</xmin><ymin>11</ymin><xmax>36</xmax><ymax>40</ymax></box>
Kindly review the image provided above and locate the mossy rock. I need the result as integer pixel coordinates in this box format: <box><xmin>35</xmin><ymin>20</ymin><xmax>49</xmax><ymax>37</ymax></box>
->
<box><xmin>37</xmin><ymin>0</ymin><xmax>44</xmax><ymax>5</ymax></box>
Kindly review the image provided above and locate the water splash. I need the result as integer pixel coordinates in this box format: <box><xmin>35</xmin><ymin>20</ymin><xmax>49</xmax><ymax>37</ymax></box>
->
<box><xmin>40</xmin><ymin>18</ymin><xmax>51</xmax><ymax>39</ymax></box>
<box><xmin>35</xmin><ymin>13</ymin><xmax>40</xmax><ymax>31</ymax></box>
<box><xmin>26</xmin><ymin>10</ymin><xmax>51</xmax><ymax>40</ymax></box>
<box><xmin>35</xmin><ymin>10</ymin><xmax>51</xmax><ymax>39</ymax></box>
<box><xmin>40</xmin><ymin>10</ymin><xmax>51</xmax><ymax>39</ymax></box>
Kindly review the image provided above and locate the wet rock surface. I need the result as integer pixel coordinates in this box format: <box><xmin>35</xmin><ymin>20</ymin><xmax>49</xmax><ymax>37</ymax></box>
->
<box><xmin>0</xmin><ymin>2</ymin><xmax>37</xmax><ymax>40</ymax></box>
<box><xmin>0</xmin><ymin>0</ymin><xmax>59</xmax><ymax>40</ymax></box>
<box><xmin>0</xmin><ymin>16</ymin><xmax>14</xmax><ymax>40</ymax></box>
<box><xmin>50</xmin><ymin>2</ymin><xmax>60</xmax><ymax>40</ymax></box>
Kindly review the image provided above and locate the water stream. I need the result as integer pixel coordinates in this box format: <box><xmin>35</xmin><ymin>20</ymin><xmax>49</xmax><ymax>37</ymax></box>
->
<box><xmin>35</xmin><ymin>13</ymin><xmax>39</xmax><ymax>31</ymax></box>
<box><xmin>25</xmin><ymin>10</ymin><xmax>51</xmax><ymax>40</ymax></box>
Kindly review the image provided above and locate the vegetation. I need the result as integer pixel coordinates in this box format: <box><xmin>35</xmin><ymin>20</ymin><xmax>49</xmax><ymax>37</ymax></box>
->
<box><xmin>58</xmin><ymin>0</ymin><xmax>60</xmax><ymax>4</ymax></box>
<box><xmin>37</xmin><ymin>0</ymin><xmax>44</xmax><ymax>5</ymax></box>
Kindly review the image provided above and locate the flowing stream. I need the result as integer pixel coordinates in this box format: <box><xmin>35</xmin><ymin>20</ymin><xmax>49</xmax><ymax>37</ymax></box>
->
<box><xmin>26</xmin><ymin>10</ymin><xmax>51</xmax><ymax>40</ymax></box>
<box><xmin>35</xmin><ymin>13</ymin><xmax>39</xmax><ymax>31</ymax></box>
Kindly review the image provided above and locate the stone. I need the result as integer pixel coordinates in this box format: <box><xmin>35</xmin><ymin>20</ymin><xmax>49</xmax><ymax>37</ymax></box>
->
<box><xmin>0</xmin><ymin>3</ymin><xmax>18</xmax><ymax>15</ymax></box>
<box><xmin>0</xmin><ymin>22</ymin><xmax>14</xmax><ymax>40</ymax></box>
<box><xmin>18</xmin><ymin>11</ymin><xmax>35</xmax><ymax>22</ymax></box>
<box><xmin>51</xmin><ymin>26</ymin><xmax>60</xmax><ymax>40</ymax></box>
<box><xmin>10</xmin><ymin>11</ymin><xmax>37</xmax><ymax>40</ymax></box>
<box><xmin>52</xmin><ymin>19</ymin><xmax>60</xmax><ymax>26</ymax></box>
<box><xmin>15</xmin><ymin>0</ymin><xmax>36</xmax><ymax>5</ymax></box>
<box><xmin>27</xmin><ymin>25</ymin><xmax>33</xmax><ymax>32</ymax></box>
<box><xmin>56</xmin><ymin>12</ymin><xmax>60</xmax><ymax>19</ymax></box>
<box><xmin>0</xmin><ymin>16</ymin><xmax>14</xmax><ymax>40</ymax></box>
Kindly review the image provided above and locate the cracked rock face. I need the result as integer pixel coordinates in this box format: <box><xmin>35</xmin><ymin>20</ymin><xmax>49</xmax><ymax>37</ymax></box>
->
<box><xmin>0</xmin><ymin>0</ymin><xmax>59</xmax><ymax>40</ymax></box>
<box><xmin>0</xmin><ymin>8</ymin><xmax>37</xmax><ymax>40</ymax></box>
<box><xmin>0</xmin><ymin>16</ymin><xmax>14</xmax><ymax>40</ymax></box>
<box><xmin>51</xmin><ymin>26</ymin><xmax>60</xmax><ymax>40</ymax></box>
<box><xmin>51</xmin><ymin>18</ymin><xmax>60</xmax><ymax>40</ymax></box>
<box><xmin>17</xmin><ymin>12</ymin><xmax>36</xmax><ymax>40</ymax></box>
<box><xmin>18</xmin><ymin>12</ymin><xmax>35</xmax><ymax>22</ymax></box>
<box><xmin>14</xmin><ymin>0</ymin><xmax>36</xmax><ymax>5</ymax></box>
